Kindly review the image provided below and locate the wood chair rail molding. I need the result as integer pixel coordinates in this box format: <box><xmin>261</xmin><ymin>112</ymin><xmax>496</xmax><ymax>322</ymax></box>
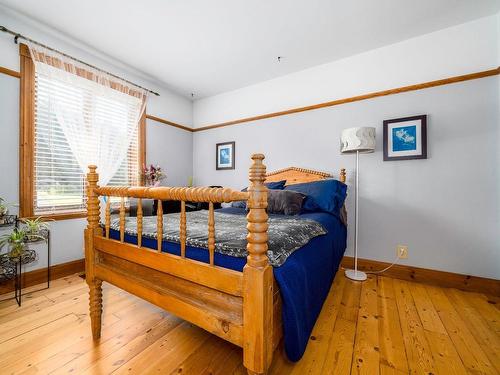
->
<box><xmin>3</xmin><ymin>63</ymin><xmax>499</xmax><ymax>133</ymax></box>
<box><xmin>341</xmin><ymin>256</ymin><xmax>500</xmax><ymax>296</ymax></box>
<box><xmin>0</xmin><ymin>65</ymin><xmax>20</xmax><ymax>78</ymax></box>
<box><xmin>145</xmin><ymin>114</ymin><xmax>193</xmax><ymax>132</ymax></box>
<box><xmin>193</xmin><ymin>66</ymin><xmax>500</xmax><ymax>131</ymax></box>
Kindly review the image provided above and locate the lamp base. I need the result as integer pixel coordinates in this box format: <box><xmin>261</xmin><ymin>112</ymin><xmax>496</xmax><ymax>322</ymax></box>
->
<box><xmin>344</xmin><ymin>269</ymin><xmax>368</xmax><ymax>281</ymax></box>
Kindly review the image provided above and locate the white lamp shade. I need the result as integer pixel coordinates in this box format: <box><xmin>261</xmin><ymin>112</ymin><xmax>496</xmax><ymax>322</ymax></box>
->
<box><xmin>340</xmin><ymin>127</ymin><xmax>376</xmax><ymax>154</ymax></box>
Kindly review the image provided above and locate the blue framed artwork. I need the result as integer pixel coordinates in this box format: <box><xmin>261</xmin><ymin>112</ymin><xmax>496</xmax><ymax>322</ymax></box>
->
<box><xmin>216</xmin><ymin>141</ymin><xmax>235</xmax><ymax>170</ymax></box>
<box><xmin>383</xmin><ymin>115</ymin><xmax>427</xmax><ymax>161</ymax></box>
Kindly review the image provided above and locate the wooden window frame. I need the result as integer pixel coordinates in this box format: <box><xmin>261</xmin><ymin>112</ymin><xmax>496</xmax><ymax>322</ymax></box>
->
<box><xmin>19</xmin><ymin>44</ymin><xmax>146</xmax><ymax>220</ymax></box>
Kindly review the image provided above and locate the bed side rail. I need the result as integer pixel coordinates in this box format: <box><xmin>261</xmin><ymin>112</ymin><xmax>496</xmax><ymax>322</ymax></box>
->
<box><xmin>89</xmin><ymin>179</ymin><xmax>248</xmax><ymax>264</ymax></box>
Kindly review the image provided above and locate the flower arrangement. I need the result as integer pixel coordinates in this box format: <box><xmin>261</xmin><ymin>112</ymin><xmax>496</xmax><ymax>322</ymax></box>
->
<box><xmin>142</xmin><ymin>164</ymin><xmax>166</xmax><ymax>187</ymax></box>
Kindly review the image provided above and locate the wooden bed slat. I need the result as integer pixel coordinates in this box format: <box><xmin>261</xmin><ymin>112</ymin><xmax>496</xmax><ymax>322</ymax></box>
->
<box><xmin>119</xmin><ymin>197</ymin><xmax>125</xmax><ymax>242</ymax></box>
<box><xmin>180</xmin><ymin>201</ymin><xmax>186</xmax><ymax>258</ymax></box>
<box><xmin>157</xmin><ymin>199</ymin><xmax>163</xmax><ymax>252</ymax></box>
<box><xmin>137</xmin><ymin>198</ymin><xmax>143</xmax><ymax>248</ymax></box>
<box><xmin>208</xmin><ymin>202</ymin><xmax>215</xmax><ymax>266</ymax></box>
<box><xmin>93</xmin><ymin>236</ymin><xmax>244</xmax><ymax>296</ymax></box>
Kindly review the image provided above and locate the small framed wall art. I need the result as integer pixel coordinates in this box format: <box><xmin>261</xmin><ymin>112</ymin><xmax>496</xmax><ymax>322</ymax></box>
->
<box><xmin>383</xmin><ymin>115</ymin><xmax>427</xmax><ymax>161</ymax></box>
<box><xmin>216</xmin><ymin>141</ymin><xmax>235</xmax><ymax>170</ymax></box>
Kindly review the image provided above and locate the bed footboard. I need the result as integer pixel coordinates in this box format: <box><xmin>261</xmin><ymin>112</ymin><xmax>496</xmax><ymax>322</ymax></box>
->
<box><xmin>85</xmin><ymin>154</ymin><xmax>274</xmax><ymax>375</ymax></box>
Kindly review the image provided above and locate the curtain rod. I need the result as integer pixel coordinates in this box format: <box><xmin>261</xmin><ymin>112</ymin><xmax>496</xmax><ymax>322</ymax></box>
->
<box><xmin>0</xmin><ymin>25</ymin><xmax>160</xmax><ymax>96</ymax></box>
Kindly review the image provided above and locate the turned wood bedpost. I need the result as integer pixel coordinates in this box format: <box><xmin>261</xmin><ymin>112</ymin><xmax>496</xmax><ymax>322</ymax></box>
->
<box><xmin>243</xmin><ymin>154</ymin><xmax>273</xmax><ymax>375</ymax></box>
<box><xmin>85</xmin><ymin>165</ymin><xmax>103</xmax><ymax>340</ymax></box>
<box><xmin>340</xmin><ymin>168</ymin><xmax>346</xmax><ymax>183</ymax></box>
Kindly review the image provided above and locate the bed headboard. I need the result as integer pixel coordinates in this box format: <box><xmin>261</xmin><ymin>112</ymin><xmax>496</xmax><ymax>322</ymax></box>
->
<box><xmin>265</xmin><ymin>166</ymin><xmax>346</xmax><ymax>185</ymax></box>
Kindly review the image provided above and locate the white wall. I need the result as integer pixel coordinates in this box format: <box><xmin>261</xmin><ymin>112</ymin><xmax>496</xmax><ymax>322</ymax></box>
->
<box><xmin>193</xmin><ymin>14</ymin><xmax>500</xmax><ymax>279</ymax></box>
<box><xmin>0</xmin><ymin>7</ymin><xmax>193</xmax><ymax>271</ymax></box>
<box><xmin>193</xmin><ymin>77</ymin><xmax>499</xmax><ymax>279</ymax></box>
<box><xmin>193</xmin><ymin>15</ymin><xmax>499</xmax><ymax>128</ymax></box>
<box><xmin>146</xmin><ymin>120</ymin><xmax>193</xmax><ymax>187</ymax></box>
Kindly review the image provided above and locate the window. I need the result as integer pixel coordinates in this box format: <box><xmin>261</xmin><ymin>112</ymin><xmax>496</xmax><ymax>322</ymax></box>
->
<box><xmin>20</xmin><ymin>44</ymin><xmax>145</xmax><ymax>219</ymax></box>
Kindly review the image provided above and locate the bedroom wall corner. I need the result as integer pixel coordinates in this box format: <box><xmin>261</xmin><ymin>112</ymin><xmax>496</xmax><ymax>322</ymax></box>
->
<box><xmin>0</xmin><ymin>7</ymin><xmax>194</xmax><ymax>272</ymax></box>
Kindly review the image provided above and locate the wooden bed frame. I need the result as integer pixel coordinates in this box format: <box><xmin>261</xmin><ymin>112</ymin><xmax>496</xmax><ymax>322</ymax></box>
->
<box><xmin>84</xmin><ymin>154</ymin><xmax>346</xmax><ymax>374</ymax></box>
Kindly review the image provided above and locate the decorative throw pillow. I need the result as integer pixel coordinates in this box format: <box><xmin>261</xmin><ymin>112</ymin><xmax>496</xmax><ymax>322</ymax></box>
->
<box><xmin>266</xmin><ymin>190</ymin><xmax>306</xmax><ymax>215</ymax></box>
<box><xmin>231</xmin><ymin>180</ymin><xmax>287</xmax><ymax>208</ymax></box>
<box><xmin>284</xmin><ymin>179</ymin><xmax>347</xmax><ymax>216</ymax></box>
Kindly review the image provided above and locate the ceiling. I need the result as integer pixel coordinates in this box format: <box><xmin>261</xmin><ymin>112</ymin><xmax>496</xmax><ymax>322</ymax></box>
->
<box><xmin>1</xmin><ymin>0</ymin><xmax>499</xmax><ymax>99</ymax></box>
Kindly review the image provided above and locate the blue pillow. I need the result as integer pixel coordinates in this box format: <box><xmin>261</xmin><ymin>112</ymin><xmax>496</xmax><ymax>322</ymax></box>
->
<box><xmin>284</xmin><ymin>179</ymin><xmax>347</xmax><ymax>216</ymax></box>
<box><xmin>231</xmin><ymin>180</ymin><xmax>286</xmax><ymax>208</ymax></box>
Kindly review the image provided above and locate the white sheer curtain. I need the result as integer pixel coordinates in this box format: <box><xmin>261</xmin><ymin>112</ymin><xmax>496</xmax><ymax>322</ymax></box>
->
<box><xmin>27</xmin><ymin>42</ymin><xmax>147</xmax><ymax>186</ymax></box>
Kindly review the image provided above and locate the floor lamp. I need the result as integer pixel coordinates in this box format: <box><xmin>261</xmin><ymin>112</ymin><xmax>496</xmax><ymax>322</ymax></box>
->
<box><xmin>340</xmin><ymin>127</ymin><xmax>376</xmax><ymax>281</ymax></box>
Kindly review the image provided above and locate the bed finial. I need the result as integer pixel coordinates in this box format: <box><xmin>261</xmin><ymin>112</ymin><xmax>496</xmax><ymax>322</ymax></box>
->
<box><xmin>340</xmin><ymin>168</ymin><xmax>346</xmax><ymax>183</ymax></box>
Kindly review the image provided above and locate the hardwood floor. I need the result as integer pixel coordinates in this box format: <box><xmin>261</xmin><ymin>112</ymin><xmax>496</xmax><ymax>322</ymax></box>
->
<box><xmin>0</xmin><ymin>272</ymin><xmax>498</xmax><ymax>374</ymax></box>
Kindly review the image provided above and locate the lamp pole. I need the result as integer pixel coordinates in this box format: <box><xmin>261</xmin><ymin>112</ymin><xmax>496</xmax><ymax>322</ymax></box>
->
<box><xmin>345</xmin><ymin>149</ymin><xmax>367</xmax><ymax>281</ymax></box>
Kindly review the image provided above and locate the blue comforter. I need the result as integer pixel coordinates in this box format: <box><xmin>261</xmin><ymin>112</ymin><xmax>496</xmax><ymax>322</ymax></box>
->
<box><xmin>109</xmin><ymin>207</ymin><xmax>346</xmax><ymax>361</ymax></box>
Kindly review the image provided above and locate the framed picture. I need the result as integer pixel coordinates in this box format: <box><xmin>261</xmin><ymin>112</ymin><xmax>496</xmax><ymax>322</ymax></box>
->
<box><xmin>216</xmin><ymin>141</ymin><xmax>235</xmax><ymax>170</ymax></box>
<box><xmin>383</xmin><ymin>115</ymin><xmax>427</xmax><ymax>161</ymax></box>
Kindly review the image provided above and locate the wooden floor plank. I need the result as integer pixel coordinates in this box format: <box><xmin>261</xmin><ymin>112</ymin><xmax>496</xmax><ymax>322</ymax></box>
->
<box><xmin>461</xmin><ymin>291</ymin><xmax>500</xmax><ymax>334</ymax></box>
<box><xmin>31</xmin><ymin>305</ymin><xmax>169</xmax><ymax>374</ymax></box>
<box><xmin>289</xmin><ymin>272</ymin><xmax>346</xmax><ymax>374</ymax></box>
<box><xmin>320</xmin><ymin>278</ymin><xmax>361</xmax><ymax>374</ymax></box>
<box><xmin>377</xmin><ymin>277</ymin><xmax>409</xmax><ymax>374</ymax></box>
<box><xmin>426</xmin><ymin>285</ymin><xmax>497</xmax><ymax>375</ymax></box>
<box><xmin>79</xmin><ymin>314</ymin><xmax>183</xmax><ymax>375</ymax></box>
<box><xmin>392</xmin><ymin>279</ymin><xmax>437</xmax><ymax>375</ymax></box>
<box><xmin>113</xmin><ymin>321</ymin><xmax>211</xmax><ymax>374</ymax></box>
<box><xmin>408</xmin><ymin>282</ymin><xmax>468</xmax><ymax>375</ymax></box>
<box><xmin>351</xmin><ymin>275</ymin><xmax>380</xmax><ymax>375</ymax></box>
<box><xmin>447</xmin><ymin>289</ymin><xmax>500</xmax><ymax>374</ymax></box>
<box><xmin>168</xmin><ymin>334</ymin><xmax>241</xmax><ymax>375</ymax></box>
<box><xmin>0</xmin><ymin>273</ymin><xmax>498</xmax><ymax>375</ymax></box>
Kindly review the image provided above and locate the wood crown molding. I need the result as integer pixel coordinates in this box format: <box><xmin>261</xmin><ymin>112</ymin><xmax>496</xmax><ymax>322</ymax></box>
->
<box><xmin>341</xmin><ymin>256</ymin><xmax>500</xmax><ymax>296</ymax></box>
<box><xmin>0</xmin><ymin>258</ymin><xmax>85</xmax><ymax>295</ymax></box>
<box><xmin>0</xmin><ymin>66</ymin><xmax>21</xmax><ymax>78</ymax></box>
<box><xmin>193</xmin><ymin>66</ymin><xmax>500</xmax><ymax>132</ymax></box>
<box><xmin>3</xmin><ymin>64</ymin><xmax>499</xmax><ymax>133</ymax></box>
<box><xmin>145</xmin><ymin>114</ymin><xmax>193</xmax><ymax>132</ymax></box>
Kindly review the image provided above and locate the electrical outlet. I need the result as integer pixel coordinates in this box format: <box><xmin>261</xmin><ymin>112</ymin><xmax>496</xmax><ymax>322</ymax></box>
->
<box><xmin>397</xmin><ymin>245</ymin><xmax>408</xmax><ymax>259</ymax></box>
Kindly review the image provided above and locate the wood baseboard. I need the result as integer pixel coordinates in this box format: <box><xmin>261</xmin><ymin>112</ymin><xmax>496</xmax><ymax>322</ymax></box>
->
<box><xmin>341</xmin><ymin>256</ymin><xmax>500</xmax><ymax>296</ymax></box>
<box><xmin>1</xmin><ymin>255</ymin><xmax>497</xmax><ymax>297</ymax></box>
<box><xmin>0</xmin><ymin>258</ymin><xmax>85</xmax><ymax>295</ymax></box>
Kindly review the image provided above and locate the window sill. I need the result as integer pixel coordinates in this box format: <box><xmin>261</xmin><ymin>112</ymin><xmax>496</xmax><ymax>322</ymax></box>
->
<box><xmin>22</xmin><ymin>211</ymin><xmax>87</xmax><ymax>221</ymax></box>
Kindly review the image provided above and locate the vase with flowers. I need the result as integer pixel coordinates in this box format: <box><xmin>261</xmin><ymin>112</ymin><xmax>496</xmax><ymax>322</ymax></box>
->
<box><xmin>142</xmin><ymin>164</ymin><xmax>166</xmax><ymax>187</ymax></box>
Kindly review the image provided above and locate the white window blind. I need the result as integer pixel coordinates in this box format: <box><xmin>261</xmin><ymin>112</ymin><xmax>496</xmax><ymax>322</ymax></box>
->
<box><xmin>33</xmin><ymin>72</ymin><xmax>140</xmax><ymax>215</ymax></box>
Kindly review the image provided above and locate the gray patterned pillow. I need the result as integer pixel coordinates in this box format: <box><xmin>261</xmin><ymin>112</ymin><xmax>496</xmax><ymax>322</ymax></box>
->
<box><xmin>266</xmin><ymin>190</ymin><xmax>306</xmax><ymax>215</ymax></box>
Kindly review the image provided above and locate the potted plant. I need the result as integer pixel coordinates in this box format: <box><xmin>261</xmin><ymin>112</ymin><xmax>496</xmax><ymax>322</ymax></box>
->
<box><xmin>0</xmin><ymin>228</ymin><xmax>27</xmax><ymax>258</ymax></box>
<box><xmin>0</xmin><ymin>228</ymin><xmax>42</xmax><ymax>260</ymax></box>
<box><xmin>20</xmin><ymin>217</ymin><xmax>52</xmax><ymax>242</ymax></box>
<box><xmin>142</xmin><ymin>164</ymin><xmax>166</xmax><ymax>187</ymax></box>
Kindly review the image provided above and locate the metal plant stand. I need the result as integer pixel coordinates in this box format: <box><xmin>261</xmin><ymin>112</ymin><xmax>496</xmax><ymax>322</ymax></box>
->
<box><xmin>0</xmin><ymin>217</ymin><xmax>51</xmax><ymax>306</ymax></box>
